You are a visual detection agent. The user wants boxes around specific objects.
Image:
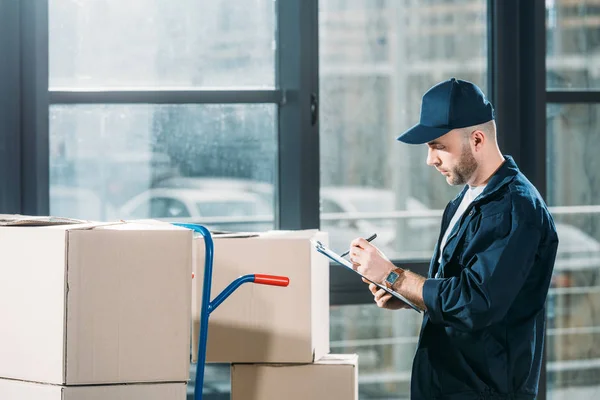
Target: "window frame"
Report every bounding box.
[541,0,600,397]
[2,1,584,397]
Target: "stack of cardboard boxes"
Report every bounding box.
[0,215,357,399]
[0,219,193,399]
[192,230,359,400]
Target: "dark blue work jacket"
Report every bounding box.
[412,156,559,399]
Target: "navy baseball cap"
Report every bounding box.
[397,78,495,144]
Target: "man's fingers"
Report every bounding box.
[368,283,378,295]
[350,237,370,249]
[374,288,387,301]
[350,238,362,248]
[376,293,392,308]
[349,248,361,264]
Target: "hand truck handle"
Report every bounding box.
[254,274,290,287]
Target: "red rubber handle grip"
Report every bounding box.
[254,274,290,287]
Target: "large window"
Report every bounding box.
[46,1,312,399]
[5,1,592,399]
[48,0,279,233]
[546,1,600,398]
[320,1,488,398]
[546,104,600,398]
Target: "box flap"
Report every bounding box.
[258,230,319,239]
[48,222,122,231]
[121,220,253,236]
[195,229,320,240]
[314,354,358,366]
[240,354,358,368]
[22,221,181,232]
[0,214,88,226]
[0,220,122,232]
[209,232,260,238]
[93,222,188,231]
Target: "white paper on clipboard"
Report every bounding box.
[312,240,422,313]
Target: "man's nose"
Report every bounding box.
[426,148,438,166]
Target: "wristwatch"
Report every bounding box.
[384,267,404,289]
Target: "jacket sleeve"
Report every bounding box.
[422,201,542,332]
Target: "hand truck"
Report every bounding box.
[173,223,290,400]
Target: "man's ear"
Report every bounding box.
[472,130,485,150]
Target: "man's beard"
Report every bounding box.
[448,145,478,186]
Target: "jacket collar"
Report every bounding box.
[449,155,519,206]
[477,155,519,200]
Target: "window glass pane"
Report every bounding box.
[49,0,275,88]
[320,2,488,397]
[319,0,488,264]
[547,104,600,398]
[49,104,276,233]
[331,304,423,399]
[547,0,600,90]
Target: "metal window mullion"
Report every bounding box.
[530,1,548,398]
[520,0,547,197]
[491,0,522,163]
[491,0,547,225]
[276,0,320,231]
[524,2,548,399]
[487,0,495,102]
[49,89,284,105]
[493,1,547,398]
[20,0,50,216]
[0,0,22,214]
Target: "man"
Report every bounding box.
[349,78,559,399]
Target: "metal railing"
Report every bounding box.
[155,204,600,226]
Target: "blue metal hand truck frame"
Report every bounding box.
[173,223,289,400]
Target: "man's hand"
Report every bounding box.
[364,278,408,310]
[349,237,395,284]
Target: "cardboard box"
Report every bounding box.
[0,221,192,385]
[0,378,186,400]
[192,230,330,363]
[231,354,359,400]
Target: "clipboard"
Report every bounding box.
[313,240,422,313]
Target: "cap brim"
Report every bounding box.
[396,124,452,144]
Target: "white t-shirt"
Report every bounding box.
[438,185,486,264]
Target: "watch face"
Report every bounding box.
[386,271,399,284]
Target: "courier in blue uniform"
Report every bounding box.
[349,78,559,400]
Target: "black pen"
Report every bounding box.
[340,233,377,258]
